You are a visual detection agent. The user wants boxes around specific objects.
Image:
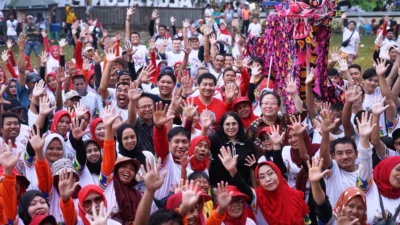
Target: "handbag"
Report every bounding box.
[376,194,400,225]
[341,30,355,47]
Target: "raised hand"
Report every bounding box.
[138,65,155,84]
[175,152,193,169]
[170,16,176,24]
[0,81,10,105]
[181,98,199,120]
[58,168,79,201]
[180,180,201,212]
[56,66,69,83]
[6,40,13,49]
[375,58,389,76]
[200,109,213,130]
[40,51,49,65]
[267,125,285,145]
[330,46,341,62]
[173,179,186,194]
[33,79,45,97]
[181,75,198,97]
[124,41,137,56]
[242,56,252,68]
[319,102,331,116]
[319,110,339,133]
[105,48,117,62]
[250,63,262,76]
[234,56,244,69]
[336,208,360,225]
[371,97,389,115]
[1,50,9,63]
[203,24,213,36]
[307,157,330,183]
[152,9,159,19]
[209,33,217,45]
[128,81,143,102]
[224,82,236,100]
[39,95,56,116]
[83,58,91,71]
[337,58,348,72]
[218,146,238,174]
[71,117,90,140]
[149,38,156,51]
[183,19,190,28]
[102,105,124,132]
[153,102,175,129]
[284,77,297,95]
[93,50,102,64]
[28,126,47,155]
[141,157,167,192]
[244,154,257,167]
[345,82,362,103]
[126,6,135,16]
[305,67,315,84]
[356,112,376,138]
[215,181,232,211]
[86,202,113,225]
[17,34,27,50]
[288,115,309,135]
[115,31,122,41]
[0,139,22,172]
[41,30,47,38]
[59,38,67,48]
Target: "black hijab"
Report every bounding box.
[18,190,49,225]
[84,140,102,175]
[116,124,147,165]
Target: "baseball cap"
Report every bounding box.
[64,90,81,101]
[116,70,131,77]
[27,15,34,19]
[189,35,199,41]
[113,58,128,69]
[3,98,23,111]
[51,158,79,176]
[190,23,198,28]
[26,73,41,83]
[84,46,94,52]
[29,215,57,225]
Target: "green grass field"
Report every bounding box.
[0,32,376,78]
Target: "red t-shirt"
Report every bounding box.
[192,96,231,130]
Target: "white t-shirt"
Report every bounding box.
[324,160,358,208]
[366,182,400,224]
[16,124,30,147]
[248,23,262,37]
[340,28,360,55]
[165,51,185,67]
[375,33,397,60]
[131,44,149,72]
[362,88,387,136]
[207,64,224,87]
[6,20,18,36]
[80,92,101,117]
[205,8,214,17]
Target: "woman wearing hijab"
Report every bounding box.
[116,124,152,164]
[50,110,75,160]
[232,97,258,129]
[357,152,400,224]
[188,136,211,174]
[4,79,17,100]
[77,185,121,225]
[90,118,105,150]
[333,187,368,225]
[217,22,232,52]
[218,147,310,225]
[18,190,50,225]
[44,72,57,104]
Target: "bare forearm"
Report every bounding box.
[127,101,137,126]
[292,94,303,113]
[133,190,155,225]
[99,63,112,100]
[56,83,63,110]
[297,135,310,162]
[306,84,316,119]
[310,181,326,206]
[342,102,355,137]
[321,132,332,169]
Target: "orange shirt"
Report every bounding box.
[242,9,250,20]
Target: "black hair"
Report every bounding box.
[149,209,183,225]
[259,91,281,107]
[348,21,357,26]
[330,102,344,112]
[223,68,236,77]
[216,112,247,142]
[348,64,361,72]
[158,25,167,30]
[312,91,324,101]
[353,110,367,128]
[330,136,357,154]
[138,93,154,103]
[130,31,140,38]
[167,127,190,142]
[362,68,377,80]
[157,73,177,84]
[225,54,234,60]
[72,75,86,83]
[172,38,181,42]
[1,112,20,127]
[327,68,339,77]
[252,57,264,67]
[197,73,217,86]
[214,53,225,59]
[116,82,130,89]
[188,171,210,183]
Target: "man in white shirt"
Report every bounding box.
[339,13,360,63]
[71,75,101,117]
[129,32,149,72]
[376,27,397,60]
[204,4,214,18]
[163,38,185,67]
[248,17,262,37]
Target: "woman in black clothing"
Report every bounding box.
[208,112,257,187]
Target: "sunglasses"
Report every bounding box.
[82,196,104,208]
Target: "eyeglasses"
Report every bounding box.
[257,171,276,183]
[82,196,104,208]
[223,122,238,128]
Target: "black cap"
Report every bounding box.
[116,70,131,77]
[26,72,41,83]
[3,98,23,111]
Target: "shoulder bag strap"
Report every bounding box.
[379,194,388,220]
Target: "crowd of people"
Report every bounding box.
[0,3,399,225]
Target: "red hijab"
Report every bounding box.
[189,136,210,172]
[50,45,60,61]
[50,110,71,138]
[233,97,259,129]
[220,22,231,36]
[373,156,400,199]
[223,185,250,225]
[255,161,309,225]
[24,55,32,68]
[46,72,57,92]
[90,118,104,149]
[78,185,107,225]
